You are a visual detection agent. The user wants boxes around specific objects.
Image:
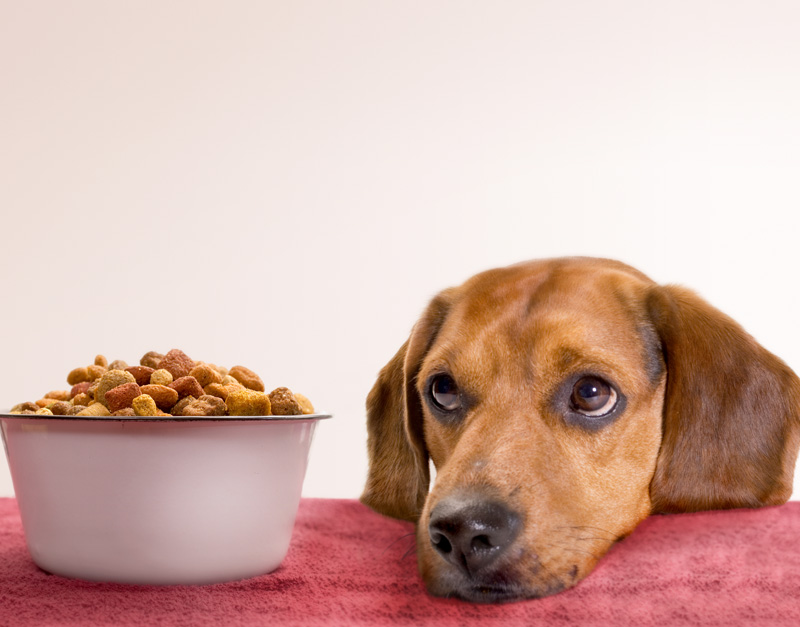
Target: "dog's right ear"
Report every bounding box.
[361,291,455,522]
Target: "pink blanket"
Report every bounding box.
[1,497,798,625]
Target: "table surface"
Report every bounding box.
[2,497,800,626]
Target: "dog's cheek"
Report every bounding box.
[414,518,449,594]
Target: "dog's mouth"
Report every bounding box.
[434,577,567,604]
[427,561,569,604]
[450,583,525,604]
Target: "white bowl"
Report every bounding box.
[0,412,330,585]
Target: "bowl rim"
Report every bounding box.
[0,412,332,423]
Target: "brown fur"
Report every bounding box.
[361,257,800,601]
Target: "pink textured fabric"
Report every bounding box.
[1,497,799,626]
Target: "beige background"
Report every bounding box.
[2,1,799,499]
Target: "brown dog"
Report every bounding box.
[361,257,800,603]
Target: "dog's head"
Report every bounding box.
[362,257,800,602]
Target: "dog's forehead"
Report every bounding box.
[425,258,659,381]
[454,258,651,328]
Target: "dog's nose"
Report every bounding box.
[428,497,521,576]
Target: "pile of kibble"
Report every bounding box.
[9,349,314,418]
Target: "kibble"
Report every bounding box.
[10,402,39,414]
[228,366,265,392]
[188,363,222,388]
[72,392,92,407]
[67,367,90,386]
[45,390,71,402]
[49,401,72,416]
[170,376,204,400]
[140,384,179,411]
[8,350,316,419]
[77,403,111,417]
[140,351,164,369]
[158,349,194,380]
[132,394,158,417]
[295,393,315,415]
[150,369,173,386]
[181,395,227,417]
[105,382,142,413]
[94,370,137,407]
[125,366,154,386]
[226,389,271,416]
[87,365,107,380]
[268,387,303,416]
[171,395,197,416]
[70,382,92,398]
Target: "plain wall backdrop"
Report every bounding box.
[2,1,800,499]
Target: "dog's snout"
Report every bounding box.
[428,497,521,577]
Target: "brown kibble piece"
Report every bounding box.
[87,365,107,381]
[45,390,71,402]
[226,389,271,416]
[67,405,88,415]
[181,395,227,417]
[94,355,108,368]
[67,367,90,385]
[105,382,142,412]
[140,351,164,369]
[170,376,204,399]
[268,387,303,416]
[132,394,159,416]
[70,382,92,398]
[49,401,72,416]
[95,370,137,407]
[36,398,61,408]
[77,403,111,417]
[112,408,136,417]
[125,366,154,386]
[188,363,223,388]
[171,396,197,416]
[150,369,173,386]
[108,359,128,371]
[203,382,242,400]
[203,383,226,399]
[294,393,315,415]
[159,349,195,380]
[140,384,179,411]
[209,364,228,378]
[72,393,92,406]
[10,402,39,414]
[228,366,265,392]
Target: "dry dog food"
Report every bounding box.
[9,350,315,418]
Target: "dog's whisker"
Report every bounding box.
[553,525,619,539]
[401,545,418,561]
[380,531,417,558]
[561,534,618,544]
[543,542,602,562]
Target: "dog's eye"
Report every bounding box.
[570,376,617,417]
[430,374,461,412]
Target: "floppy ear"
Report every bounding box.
[361,291,454,522]
[647,285,800,514]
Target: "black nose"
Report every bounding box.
[428,496,522,577]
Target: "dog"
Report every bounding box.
[361,257,800,603]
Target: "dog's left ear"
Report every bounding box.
[647,285,800,514]
[361,290,455,522]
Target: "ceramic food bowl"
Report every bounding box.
[0,412,330,585]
